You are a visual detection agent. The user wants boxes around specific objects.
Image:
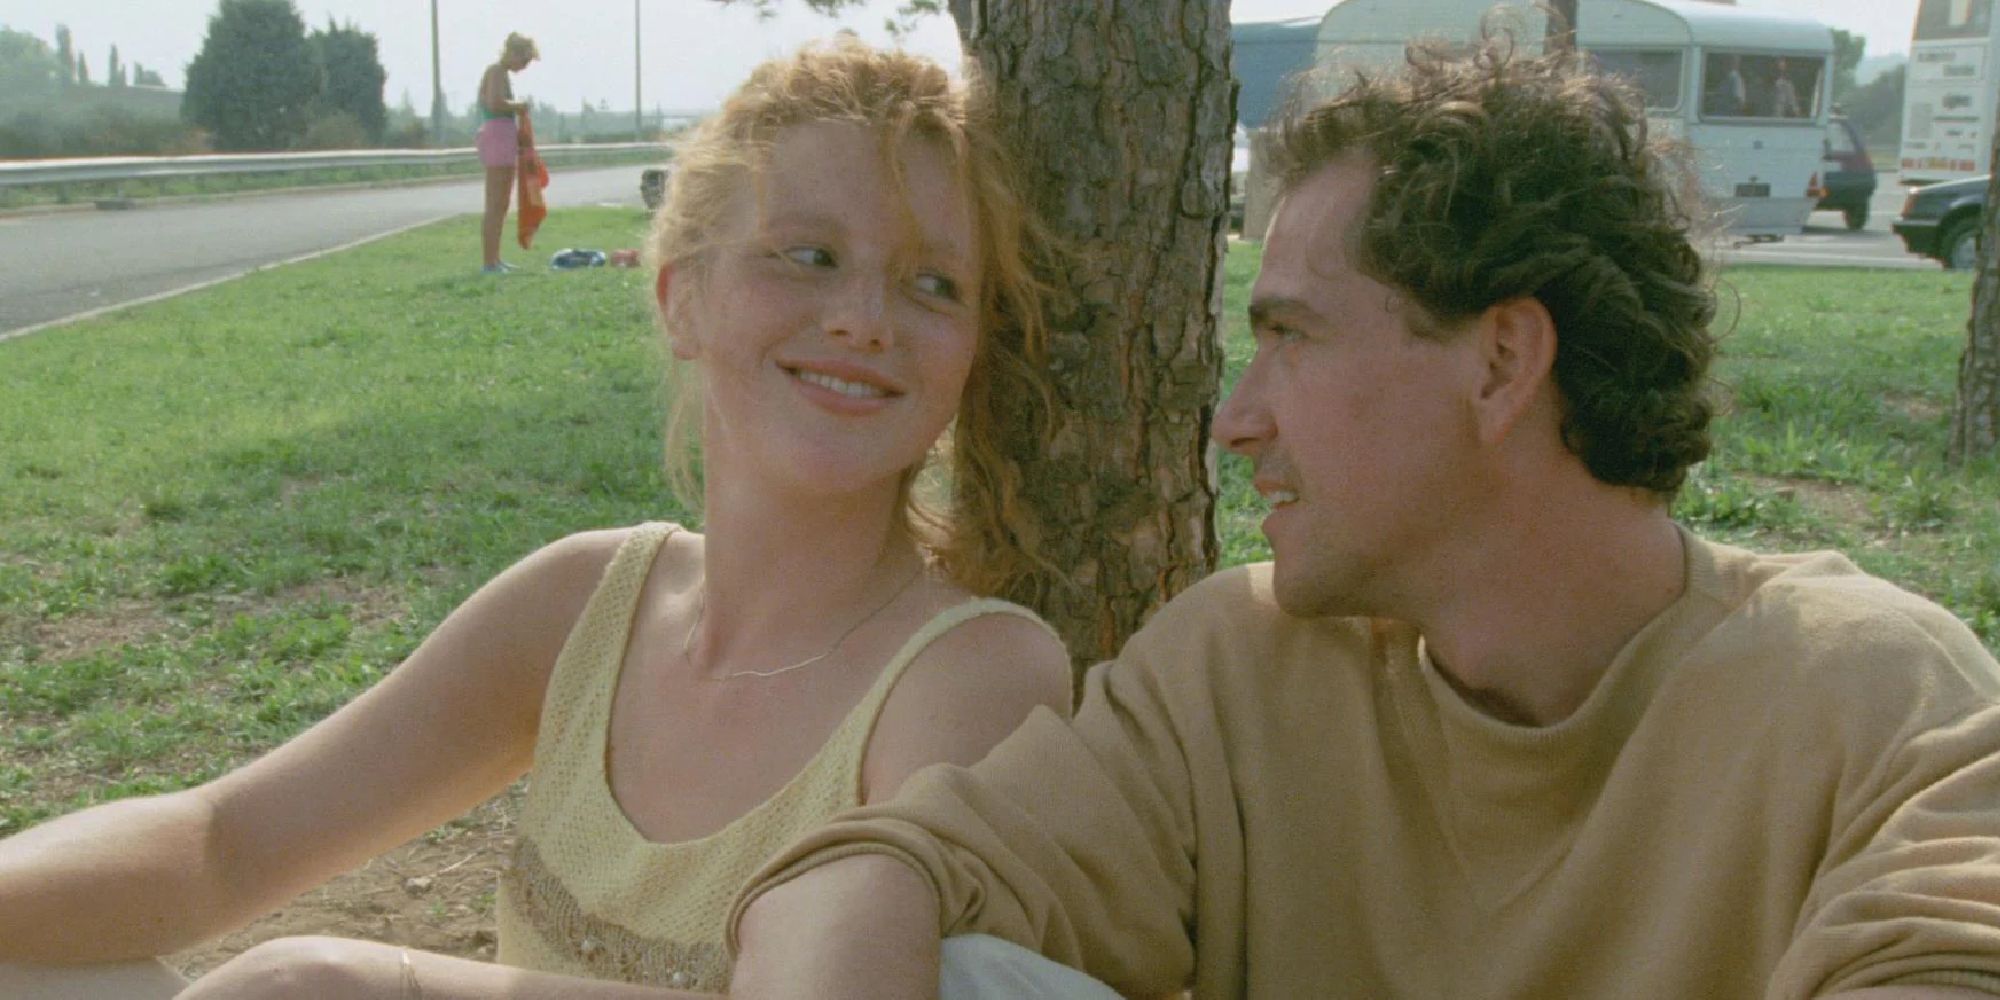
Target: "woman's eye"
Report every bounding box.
[913,271,960,301]
[779,246,835,268]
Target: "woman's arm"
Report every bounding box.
[480,65,524,117]
[174,935,716,1000]
[0,530,630,963]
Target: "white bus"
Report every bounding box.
[1899,0,1996,184]
[1307,0,1834,236]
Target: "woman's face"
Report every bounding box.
[661,121,983,501]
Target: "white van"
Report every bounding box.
[1304,0,1835,237]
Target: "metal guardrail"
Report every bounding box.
[0,142,666,188]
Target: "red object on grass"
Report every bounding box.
[516,110,549,249]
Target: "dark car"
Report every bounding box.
[1815,116,1876,231]
[1894,175,1989,270]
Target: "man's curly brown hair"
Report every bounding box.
[1269,34,1717,498]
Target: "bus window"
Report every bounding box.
[1703,52,1824,120]
[1914,0,1993,40]
[1586,49,1683,111]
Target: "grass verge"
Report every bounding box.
[2,224,1995,832]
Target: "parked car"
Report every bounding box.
[1894,175,1989,270]
[1815,115,1876,231]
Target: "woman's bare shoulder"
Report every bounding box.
[860,598,1074,802]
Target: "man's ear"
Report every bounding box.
[658,264,700,361]
[1472,296,1558,445]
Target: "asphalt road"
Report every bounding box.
[1723,172,1940,271]
[0,166,650,338]
[0,165,1953,341]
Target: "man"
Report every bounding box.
[720,40,2000,1000]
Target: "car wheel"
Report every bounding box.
[1843,204,1868,231]
[1941,218,1982,270]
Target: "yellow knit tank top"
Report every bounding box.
[495,522,1055,992]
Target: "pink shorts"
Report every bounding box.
[476,118,519,168]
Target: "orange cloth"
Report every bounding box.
[517,110,549,249]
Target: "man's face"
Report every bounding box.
[1212,156,1489,617]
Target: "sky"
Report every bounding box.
[0,0,1922,115]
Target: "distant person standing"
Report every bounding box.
[478,32,538,274]
[1769,57,1804,118]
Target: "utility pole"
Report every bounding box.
[430,0,445,145]
[634,0,644,141]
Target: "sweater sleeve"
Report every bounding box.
[728,631,1202,996]
[1767,700,2000,998]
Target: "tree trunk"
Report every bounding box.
[949,1,1231,674]
[1544,0,1579,53]
[1949,115,2000,462]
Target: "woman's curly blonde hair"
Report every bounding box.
[646,37,1055,598]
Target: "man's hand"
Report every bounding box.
[731,855,941,1000]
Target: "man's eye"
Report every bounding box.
[779,246,835,268]
[914,271,960,301]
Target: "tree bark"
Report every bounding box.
[1949,113,2000,462]
[951,1,1231,674]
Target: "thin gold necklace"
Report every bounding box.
[686,563,926,681]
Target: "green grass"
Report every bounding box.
[0,207,680,830]
[0,148,668,210]
[2,222,1996,832]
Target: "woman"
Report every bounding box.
[0,39,1071,998]
[478,32,537,274]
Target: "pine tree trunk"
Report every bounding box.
[950,0,1232,673]
[1949,121,2000,462]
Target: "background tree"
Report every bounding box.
[182,0,319,151]
[75,51,89,86]
[1829,29,1865,104]
[54,24,73,88]
[133,63,165,87]
[1949,122,2000,462]
[720,0,1230,673]
[1545,0,1578,52]
[0,28,62,97]
[1844,63,1903,148]
[309,18,388,144]
[108,44,125,88]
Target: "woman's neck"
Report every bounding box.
[692,471,925,670]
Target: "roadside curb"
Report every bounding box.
[0,213,456,345]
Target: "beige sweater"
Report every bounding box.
[735,534,2000,998]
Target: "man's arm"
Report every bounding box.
[730,856,939,1000]
[725,598,1224,996]
[1769,700,2000,998]
[1823,990,2000,999]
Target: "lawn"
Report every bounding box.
[2,216,1995,835]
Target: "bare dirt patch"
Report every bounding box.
[1881,392,1948,424]
[168,788,522,979]
[1747,474,1875,527]
[1,597,177,665]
